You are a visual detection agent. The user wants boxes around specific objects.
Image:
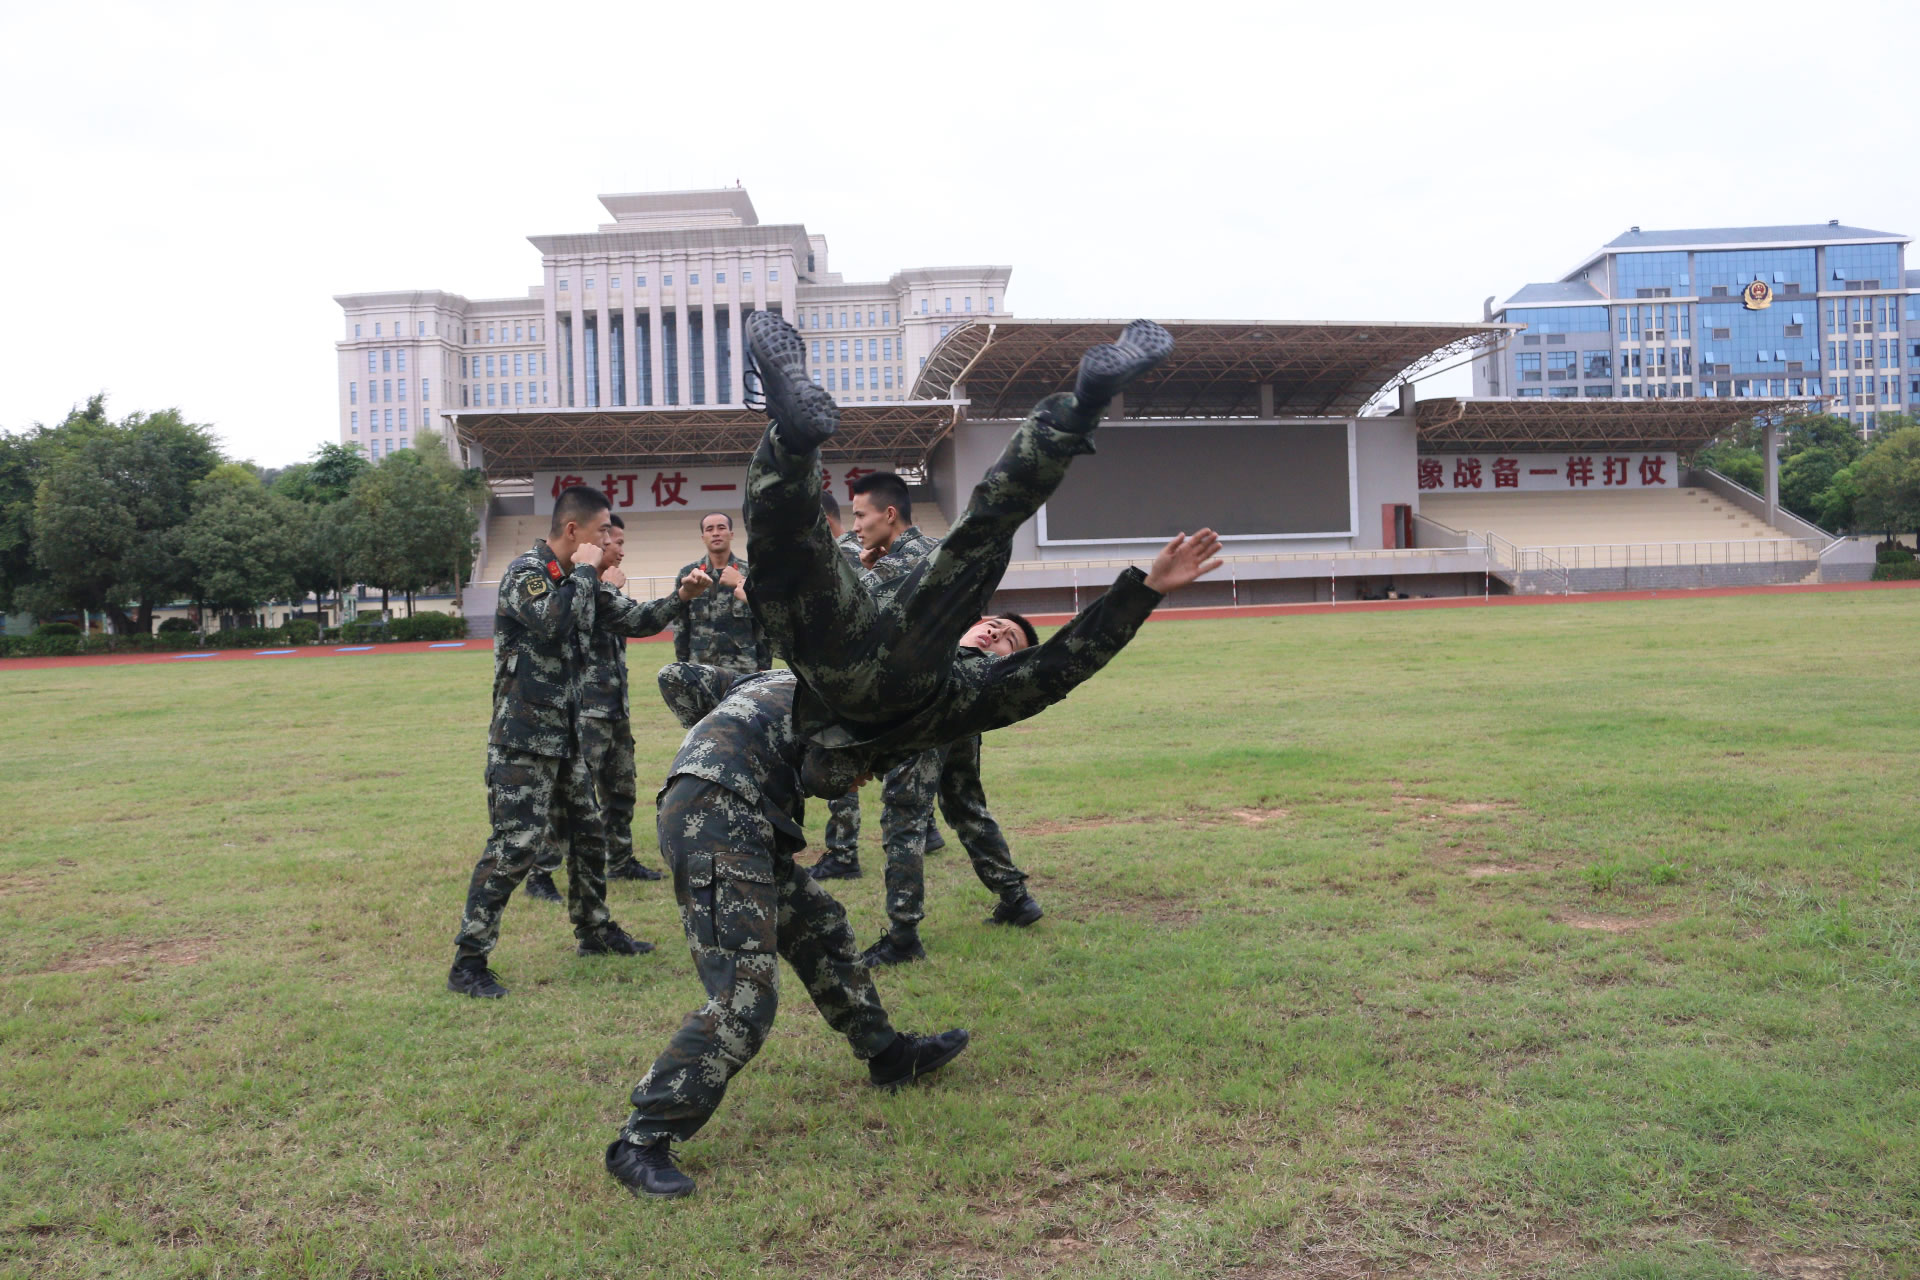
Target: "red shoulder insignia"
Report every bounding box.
[547,561,563,580]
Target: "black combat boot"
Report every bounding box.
[605,1137,696,1199]
[446,956,508,999]
[523,870,563,903]
[607,858,664,882]
[577,923,654,957]
[922,825,947,856]
[745,311,839,451]
[985,891,1044,928]
[809,855,861,881]
[1065,319,1176,430]
[860,932,926,969]
[868,1029,971,1090]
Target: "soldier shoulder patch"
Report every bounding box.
[547,561,563,580]
[526,576,550,598]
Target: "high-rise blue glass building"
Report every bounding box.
[1475,223,1917,433]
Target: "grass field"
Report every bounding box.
[2,592,1917,1280]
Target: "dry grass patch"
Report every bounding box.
[1549,911,1679,934]
[39,935,221,975]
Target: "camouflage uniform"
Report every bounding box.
[619,667,896,1147]
[821,531,867,865]
[534,578,681,879]
[455,539,668,959]
[672,553,771,675]
[879,734,1026,942]
[743,391,1097,746]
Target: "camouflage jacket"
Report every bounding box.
[657,665,808,853]
[667,567,1166,801]
[489,540,599,757]
[858,525,939,605]
[579,581,682,720]
[835,529,864,569]
[672,553,771,674]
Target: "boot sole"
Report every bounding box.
[871,1031,971,1090]
[447,979,507,999]
[746,313,838,441]
[578,941,656,957]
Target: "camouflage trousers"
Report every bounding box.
[744,392,1092,730]
[621,776,897,1145]
[534,715,641,875]
[454,744,612,959]
[881,735,1027,940]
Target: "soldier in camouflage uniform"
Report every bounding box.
[604,662,971,1200]
[738,313,1179,751]
[447,488,668,1000]
[608,499,1223,1195]
[671,512,771,675]
[527,516,706,893]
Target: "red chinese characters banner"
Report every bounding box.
[533,463,898,515]
[1415,451,1677,494]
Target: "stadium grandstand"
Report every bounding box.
[445,318,1876,633]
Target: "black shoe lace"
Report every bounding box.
[741,344,767,413]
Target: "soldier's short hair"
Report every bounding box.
[700,511,733,530]
[997,612,1040,651]
[609,513,624,530]
[819,487,841,520]
[552,485,612,535]
[849,471,911,521]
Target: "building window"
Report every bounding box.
[1547,352,1576,380]
[1516,353,1541,381]
[1517,387,1543,397]
[487,384,497,406]
[840,369,850,391]
[743,270,752,283]
[811,340,822,362]
[716,272,726,284]
[689,274,698,285]
[769,269,779,282]
[486,356,496,377]
[558,279,569,291]
[855,367,866,390]
[461,386,469,407]
[883,338,893,360]
[987,297,996,313]
[884,367,894,388]
[964,297,973,312]
[944,298,952,312]
[350,411,358,431]
[921,299,929,314]
[385,409,394,429]
[1584,352,1611,379]
[375,323,383,336]
[349,382,357,404]
[516,382,525,405]
[664,275,673,286]
[421,378,430,400]
[398,438,407,449]
[381,350,392,372]
[354,323,362,337]
[396,350,406,372]
[882,309,891,325]
[399,409,408,429]
[610,277,620,289]
[586,278,596,289]
[811,371,822,385]
[418,321,426,336]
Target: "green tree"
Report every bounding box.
[181,468,304,618]
[344,434,480,618]
[1849,426,1920,540]
[0,395,114,616]
[1813,465,1861,532]
[29,405,223,633]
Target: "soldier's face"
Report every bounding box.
[959,616,1028,658]
[850,493,898,549]
[605,527,626,568]
[701,514,733,556]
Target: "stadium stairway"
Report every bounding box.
[1420,488,1779,548]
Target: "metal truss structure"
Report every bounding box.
[910,318,1511,420]
[448,401,964,477]
[1415,396,1804,455]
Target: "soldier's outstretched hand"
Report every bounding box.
[1143,529,1224,594]
[678,566,713,600]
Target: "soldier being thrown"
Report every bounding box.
[446,487,682,1000]
[737,311,1185,771]
[608,500,1222,1198]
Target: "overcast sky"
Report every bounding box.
[5,0,1918,466]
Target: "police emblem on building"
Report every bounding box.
[1742,279,1773,310]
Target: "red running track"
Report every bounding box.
[4,579,1915,672]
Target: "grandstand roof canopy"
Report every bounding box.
[910,318,1511,420]
[1415,397,1804,454]
[448,402,961,476]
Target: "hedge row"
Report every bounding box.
[1871,560,1920,581]
[0,614,467,658]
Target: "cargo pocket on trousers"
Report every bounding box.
[711,854,778,953]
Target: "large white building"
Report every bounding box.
[333,188,1011,459]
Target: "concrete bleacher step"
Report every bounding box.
[1420,487,1787,548]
